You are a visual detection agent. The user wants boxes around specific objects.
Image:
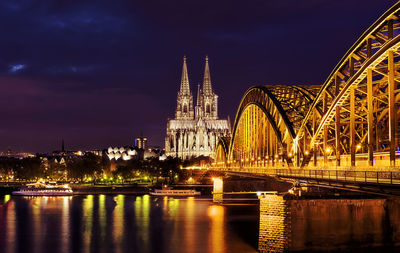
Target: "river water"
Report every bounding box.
[0,195,258,253]
[0,194,399,252]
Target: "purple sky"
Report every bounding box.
[0,0,396,153]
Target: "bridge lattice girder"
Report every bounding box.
[216,2,400,169]
[223,85,316,167]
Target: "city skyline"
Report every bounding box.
[0,0,396,153]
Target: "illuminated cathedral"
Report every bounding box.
[165,56,231,159]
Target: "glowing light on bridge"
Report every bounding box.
[215,2,400,170]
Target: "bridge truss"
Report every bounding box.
[216,2,400,170]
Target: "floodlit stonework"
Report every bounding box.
[165,56,231,159]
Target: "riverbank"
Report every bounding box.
[71,185,150,195]
[0,184,150,195]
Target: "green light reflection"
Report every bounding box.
[83,195,94,253]
[98,194,106,242]
[135,195,150,252]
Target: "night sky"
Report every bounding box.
[0,0,397,153]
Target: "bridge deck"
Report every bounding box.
[216,167,400,187]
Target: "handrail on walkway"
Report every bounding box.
[214,167,400,186]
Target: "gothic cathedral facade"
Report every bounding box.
[165,56,231,159]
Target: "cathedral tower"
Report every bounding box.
[202,56,218,120]
[165,56,230,159]
[175,56,194,120]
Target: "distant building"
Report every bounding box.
[106,146,140,161]
[106,146,162,161]
[165,56,231,159]
[135,137,148,149]
[0,150,35,159]
[85,150,103,157]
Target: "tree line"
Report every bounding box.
[0,153,192,183]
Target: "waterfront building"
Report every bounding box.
[165,56,231,159]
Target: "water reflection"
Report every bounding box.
[6,200,15,253]
[5,194,398,252]
[61,197,71,253]
[4,194,10,203]
[32,197,43,253]
[184,197,195,253]
[98,194,106,244]
[207,205,225,253]
[134,195,150,252]
[113,195,124,253]
[82,195,94,253]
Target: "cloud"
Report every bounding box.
[9,64,25,73]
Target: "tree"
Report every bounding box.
[14,157,43,180]
[67,153,103,182]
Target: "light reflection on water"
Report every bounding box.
[61,197,70,253]
[184,197,195,253]
[32,197,43,253]
[0,194,255,253]
[207,205,225,253]
[5,199,15,253]
[83,195,93,253]
[98,194,106,246]
[113,195,124,253]
[1,194,400,252]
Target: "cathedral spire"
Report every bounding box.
[195,83,202,119]
[196,83,201,107]
[176,56,194,120]
[202,55,213,95]
[180,56,190,95]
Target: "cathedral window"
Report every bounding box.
[206,104,210,113]
[183,104,188,113]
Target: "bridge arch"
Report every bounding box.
[225,85,315,168]
[216,2,400,170]
[215,137,230,167]
[295,1,400,168]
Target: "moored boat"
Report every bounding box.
[12,181,73,196]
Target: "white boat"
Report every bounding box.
[12,181,73,196]
[150,188,201,196]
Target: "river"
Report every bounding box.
[0,194,399,252]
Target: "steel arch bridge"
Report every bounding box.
[216,2,400,172]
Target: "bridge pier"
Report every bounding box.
[212,177,223,203]
[258,193,290,252]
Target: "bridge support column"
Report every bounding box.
[367,68,374,167]
[388,50,396,166]
[213,177,223,203]
[323,93,328,167]
[258,194,289,252]
[312,110,317,167]
[335,75,341,167]
[350,85,356,167]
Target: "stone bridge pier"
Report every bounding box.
[212,175,293,203]
[212,177,224,203]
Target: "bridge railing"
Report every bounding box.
[214,167,400,185]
